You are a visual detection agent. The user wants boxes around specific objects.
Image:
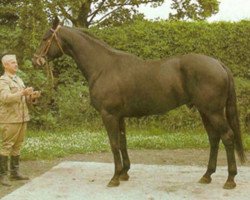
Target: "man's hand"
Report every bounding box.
[30,91,41,99]
[21,87,33,96]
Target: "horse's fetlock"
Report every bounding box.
[207,168,216,174]
[229,169,237,176]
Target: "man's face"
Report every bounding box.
[4,59,18,75]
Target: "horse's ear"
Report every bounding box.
[52,16,60,29]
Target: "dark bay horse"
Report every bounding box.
[32,17,245,189]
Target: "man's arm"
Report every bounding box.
[0,79,33,104]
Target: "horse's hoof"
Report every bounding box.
[198,176,212,184]
[107,179,120,187]
[223,181,236,189]
[119,173,129,181]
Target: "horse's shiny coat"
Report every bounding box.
[33,18,245,189]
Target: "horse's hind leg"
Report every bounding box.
[119,118,130,181]
[202,111,237,189]
[221,128,237,189]
[199,111,220,184]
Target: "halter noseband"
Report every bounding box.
[34,25,65,60]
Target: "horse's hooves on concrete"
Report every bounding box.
[119,173,129,181]
[198,176,212,184]
[107,179,120,187]
[223,181,236,189]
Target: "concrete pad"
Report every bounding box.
[2,162,250,200]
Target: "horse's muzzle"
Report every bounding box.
[32,56,46,67]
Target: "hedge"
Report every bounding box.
[91,20,250,78]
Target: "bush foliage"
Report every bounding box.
[91,20,250,78]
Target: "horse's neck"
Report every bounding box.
[62,28,112,82]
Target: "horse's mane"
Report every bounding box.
[74,27,101,41]
[64,26,132,56]
[66,27,114,50]
[64,26,141,59]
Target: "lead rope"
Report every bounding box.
[45,60,54,89]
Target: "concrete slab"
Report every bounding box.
[2,162,250,200]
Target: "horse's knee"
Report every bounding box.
[208,135,220,147]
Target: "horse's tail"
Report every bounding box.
[222,62,246,163]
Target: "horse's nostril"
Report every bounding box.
[40,57,46,65]
[37,58,41,65]
[33,57,46,66]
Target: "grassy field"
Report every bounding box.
[20,127,250,160]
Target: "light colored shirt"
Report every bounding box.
[0,73,30,123]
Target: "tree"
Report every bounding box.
[44,0,164,28]
[44,0,220,28]
[169,0,220,21]
[0,0,21,59]
[0,0,20,26]
[17,0,48,58]
[0,0,48,59]
[1,0,220,29]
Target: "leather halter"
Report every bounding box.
[33,25,65,87]
[34,25,65,59]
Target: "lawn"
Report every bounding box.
[20,127,250,160]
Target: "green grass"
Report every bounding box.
[128,128,209,149]
[18,127,250,160]
[22,129,110,160]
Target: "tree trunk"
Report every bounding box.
[75,1,91,28]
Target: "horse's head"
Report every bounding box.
[32,16,65,67]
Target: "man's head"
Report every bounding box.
[1,54,18,75]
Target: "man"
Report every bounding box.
[0,54,40,186]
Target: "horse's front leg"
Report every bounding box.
[119,118,130,181]
[101,111,122,187]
